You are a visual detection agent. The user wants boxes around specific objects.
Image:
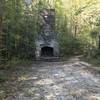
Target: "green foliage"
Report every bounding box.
[0,0,100,65]
[0,75,8,82]
[0,71,8,82]
[59,33,84,57]
[0,0,37,65]
[88,56,100,66]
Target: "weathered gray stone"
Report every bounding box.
[35,9,59,59]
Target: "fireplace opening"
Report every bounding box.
[41,46,54,57]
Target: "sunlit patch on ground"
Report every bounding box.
[35,78,54,85]
[45,93,56,99]
[86,94,100,100]
[18,76,38,81]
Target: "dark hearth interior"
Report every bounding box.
[41,47,54,57]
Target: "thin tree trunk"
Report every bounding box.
[99,36,100,49]
[0,0,5,33]
[75,25,77,37]
[0,2,3,33]
[0,18,2,34]
[0,0,4,64]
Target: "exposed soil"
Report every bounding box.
[0,57,100,100]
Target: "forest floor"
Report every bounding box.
[0,57,100,100]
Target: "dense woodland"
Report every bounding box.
[0,0,100,66]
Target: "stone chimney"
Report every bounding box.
[35,9,59,59]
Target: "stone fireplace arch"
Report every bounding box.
[41,46,54,57]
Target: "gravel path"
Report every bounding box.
[4,57,100,100]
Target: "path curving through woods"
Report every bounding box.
[2,57,100,100]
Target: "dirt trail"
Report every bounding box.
[1,57,100,100]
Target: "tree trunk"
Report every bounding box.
[99,36,100,49]
[0,17,3,33]
[75,25,77,37]
[0,0,4,33]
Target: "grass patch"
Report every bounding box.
[85,57,100,67]
[0,76,8,82]
[89,57,100,66]
[0,71,9,82]
[0,57,34,70]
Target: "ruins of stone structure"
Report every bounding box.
[35,9,59,59]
